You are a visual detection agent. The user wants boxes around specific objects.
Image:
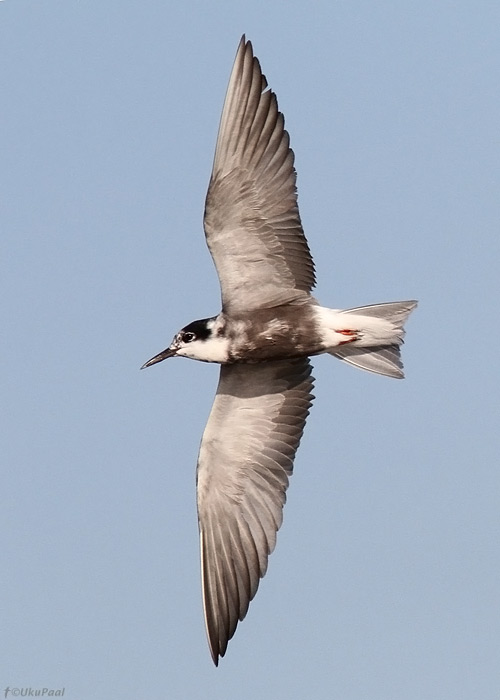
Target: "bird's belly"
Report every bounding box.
[229,329,323,363]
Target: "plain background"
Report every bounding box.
[2,1,499,699]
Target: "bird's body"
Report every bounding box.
[142,36,417,665]
[161,301,414,369]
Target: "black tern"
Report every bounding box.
[142,36,417,665]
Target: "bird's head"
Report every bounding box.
[141,317,230,367]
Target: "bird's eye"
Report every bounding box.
[182,332,196,343]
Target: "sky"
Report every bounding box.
[2,1,499,698]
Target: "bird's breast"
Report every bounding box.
[226,305,323,362]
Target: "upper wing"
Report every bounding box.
[196,358,314,665]
[203,36,316,313]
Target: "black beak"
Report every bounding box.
[140,347,176,369]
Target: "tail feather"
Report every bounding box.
[329,300,417,379]
[332,343,405,378]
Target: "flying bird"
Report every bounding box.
[142,36,417,665]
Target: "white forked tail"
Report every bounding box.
[326,301,418,379]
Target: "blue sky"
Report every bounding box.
[2,1,499,698]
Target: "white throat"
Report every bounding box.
[177,336,230,363]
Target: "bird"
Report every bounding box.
[142,35,417,665]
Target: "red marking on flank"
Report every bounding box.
[337,329,358,346]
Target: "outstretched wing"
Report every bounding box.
[196,358,314,664]
[204,36,316,313]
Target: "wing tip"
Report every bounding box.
[200,528,228,667]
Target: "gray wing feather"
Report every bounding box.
[204,36,316,312]
[197,358,314,664]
